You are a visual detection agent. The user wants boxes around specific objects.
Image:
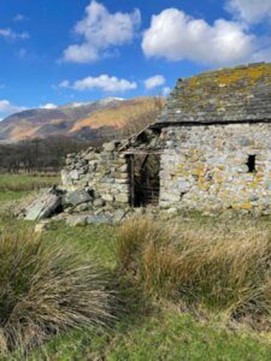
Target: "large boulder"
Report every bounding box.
[63,189,92,208]
[24,188,62,221]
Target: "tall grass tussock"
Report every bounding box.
[0,227,113,355]
[116,215,271,323]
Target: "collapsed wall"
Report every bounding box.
[61,140,130,208]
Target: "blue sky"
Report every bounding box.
[0,0,270,118]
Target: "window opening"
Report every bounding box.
[247,155,256,173]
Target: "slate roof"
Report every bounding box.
[157,62,271,124]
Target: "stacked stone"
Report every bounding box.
[159,123,271,215]
[61,140,130,210]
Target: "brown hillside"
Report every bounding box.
[69,98,160,134]
[0,97,163,143]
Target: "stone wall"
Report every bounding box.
[61,140,130,208]
[159,123,271,215]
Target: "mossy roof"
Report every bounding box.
[158,62,271,124]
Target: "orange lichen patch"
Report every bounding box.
[232,202,253,210]
[69,98,159,133]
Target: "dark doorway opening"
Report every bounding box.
[247,155,256,173]
[128,153,160,207]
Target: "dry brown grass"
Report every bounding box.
[0,227,114,355]
[116,215,271,322]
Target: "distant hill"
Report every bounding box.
[0,97,160,143]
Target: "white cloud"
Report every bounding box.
[144,75,165,90]
[13,13,27,22]
[0,28,29,40]
[162,87,171,97]
[18,48,27,58]
[40,103,58,109]
[59,80,70,88]
[142,8,256,66]
[59,74,137,92]
[63,0,141,63]
[226,0,271,24]
[0,100,27,117]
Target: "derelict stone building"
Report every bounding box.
[62,62,271,215]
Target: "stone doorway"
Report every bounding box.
[128,153,160,207]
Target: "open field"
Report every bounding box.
[0,174,60,210]
[0,174,60,192]
[1,174,271,360]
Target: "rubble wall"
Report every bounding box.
[61,141,130,207]
[160,123,271,214]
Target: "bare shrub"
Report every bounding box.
[116,215,271,321]
[0,228,114,355]
[120,96,164,139]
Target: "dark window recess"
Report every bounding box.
[128,154,160,207]
[247,155,256,173]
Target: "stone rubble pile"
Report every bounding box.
[20,140,133,225]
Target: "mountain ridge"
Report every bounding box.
[0,97,157,143]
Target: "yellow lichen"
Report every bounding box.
[232,202,253,210]
[187,63,271,90]
[179,63,271,112]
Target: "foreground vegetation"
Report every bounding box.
[116,216,271,321]
[1,175,271,360]
[0,228,113,355]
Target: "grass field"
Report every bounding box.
[1,174,271,360]
[0,174,60,212]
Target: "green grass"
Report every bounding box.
[1,175,271,360]
[43,223,117,270]
[0,173,60,218]
[27,310,271,361]
[0,174,60,192]
[107,311,271,361]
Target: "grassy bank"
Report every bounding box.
[1,175,271,360]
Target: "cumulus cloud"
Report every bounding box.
[0,28,29,40]
[226,0,271,24]
[40,103,58,109]
[0,100,27,117]
[60,74,137,92]
[144,75,165,90]
[58,80,70,88]
[63,0,141,63]
[142,8,257,66]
